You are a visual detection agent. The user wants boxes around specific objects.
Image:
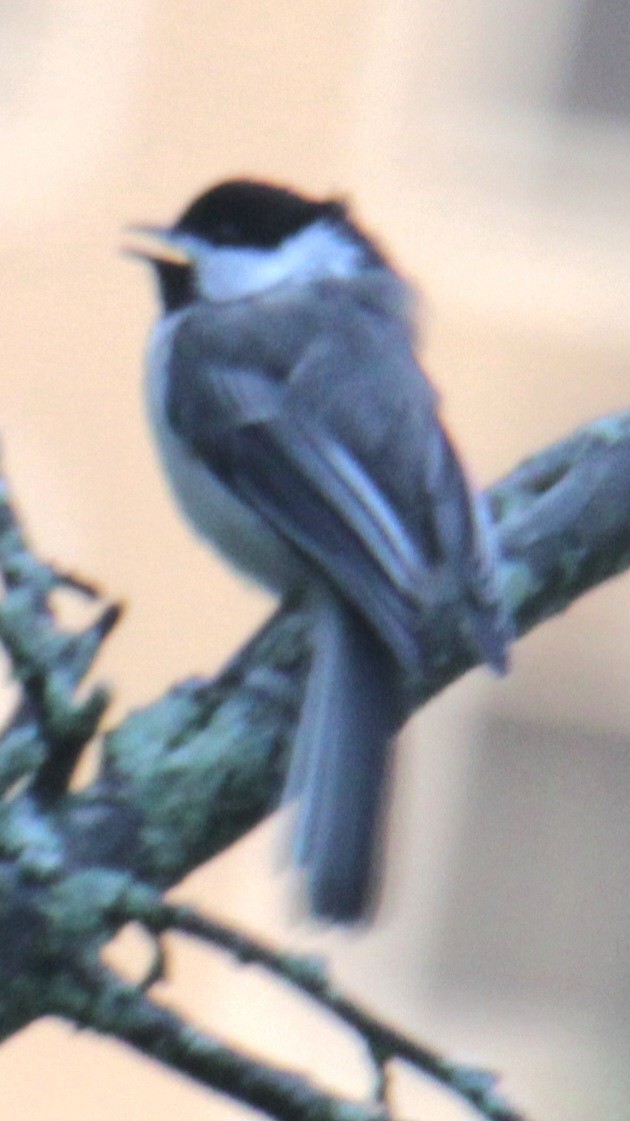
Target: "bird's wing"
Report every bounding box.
[167,353,429,666]
[165,308,509,671]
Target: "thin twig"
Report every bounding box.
[131,899,525,1121]
[61,964,384,1121]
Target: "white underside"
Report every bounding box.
[146,313,303,594]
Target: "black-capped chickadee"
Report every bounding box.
[129,179,511,921]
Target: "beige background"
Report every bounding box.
[1,3,629,1118]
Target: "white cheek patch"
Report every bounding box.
[176,222,363,301]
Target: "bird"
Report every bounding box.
[128,178,511,921]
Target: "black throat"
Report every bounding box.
[152,259,195,313]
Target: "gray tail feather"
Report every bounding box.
[285,585,401,921]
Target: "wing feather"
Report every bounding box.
[164,296,509,672]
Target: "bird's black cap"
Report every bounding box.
[174,179,347,249]
[173,178,385,267]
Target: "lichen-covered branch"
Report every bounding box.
[61,962,381,1121]
[0,408,628,1120]
[129,895,524,1121]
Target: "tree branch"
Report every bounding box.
[0,408,628,1118]
[129,895,525,1120]
[62,963,381,1121]
[69,409,630,886]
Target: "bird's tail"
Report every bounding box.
[285,584,401,921]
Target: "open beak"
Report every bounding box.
[122,225,192,265]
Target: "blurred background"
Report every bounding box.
[1,2,629,1118]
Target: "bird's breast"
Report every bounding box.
[145,316,304,595]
